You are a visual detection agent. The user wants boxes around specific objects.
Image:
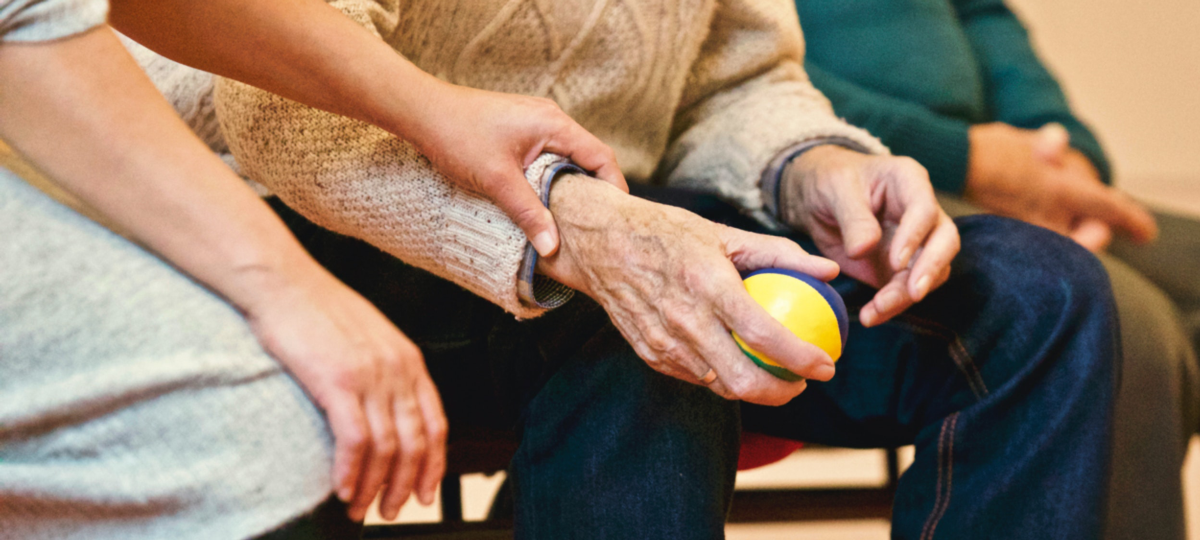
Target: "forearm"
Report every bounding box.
[0,27,321,311]
[108,0,441,143]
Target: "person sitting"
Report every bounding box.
[0,0,626,536]
[212,0,1122,537]
[792,0,1199,536]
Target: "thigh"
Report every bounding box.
[1111,209,1200,352]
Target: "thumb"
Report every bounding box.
[1069,218,1114,253]
[491,178,560,257]
[1033,123,1070,165]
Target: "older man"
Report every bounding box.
[216,0,1118,537]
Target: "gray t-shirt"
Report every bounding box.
[0,0,107,42]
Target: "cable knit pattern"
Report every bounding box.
[215,0,887,318]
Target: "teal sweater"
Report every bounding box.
[796,0,1111,194]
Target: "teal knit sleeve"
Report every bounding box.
[805,61,973,195]
[952,0,1112,184]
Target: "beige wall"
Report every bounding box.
[1006,0,1200,215]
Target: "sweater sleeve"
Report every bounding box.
[804,61,974,195]
[214,0,557,319]
[657,0,887,226]
[0,0,107,42]
[952,0,1112,183]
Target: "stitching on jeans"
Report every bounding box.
[890,314,990,399]
[920,417,951,540]
[920,413,959,540]
[927,413,959,539]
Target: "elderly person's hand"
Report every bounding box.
[536,175,839,406]
[779,146,960,327]
[965,122,1157,252]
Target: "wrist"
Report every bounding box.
[534,174,627,293]
[778,145,861,227]
[361,61,450,143]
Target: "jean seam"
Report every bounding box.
[889,313,990,400]
[920,412,959,540]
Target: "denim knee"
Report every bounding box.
[951,215,1119,391]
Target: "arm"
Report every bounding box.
[209,0,610,318]
[951,0,1111,182]
[662,0,958,326]
[656,0,886,225]
[109,0,625,258]
[0,26,444,521]
[804,60,974,195]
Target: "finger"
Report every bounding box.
[1033,123,1070,165]
[349,395,399,521]
[830,180,883,258]
[379,395,427,520]
[1073,187,1158,244]
[860,269,914,327]
[545,122,629,193]
[905,213,960,302]
[323,393,371,506]
[887,197,939,272]
[724,230,840,281]
[488,178,560,257]
[714,284,837,383]
[413,379,447,506]
[1069,218,1113,253]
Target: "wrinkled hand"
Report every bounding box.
[780,146,960,328]
[240,265,447,522]
[408,83,627,257]
[965,122,1157,252]
[536,175,839,406]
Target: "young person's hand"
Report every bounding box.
[537,175,838,406]
[779,146,960,327]
[407,84,627,257]
[240,265,447,523]
[965,122,1157,252]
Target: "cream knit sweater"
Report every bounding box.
[216,0,887,319]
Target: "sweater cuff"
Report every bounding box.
[761,137,873,223]
[516,160,583,310]
[885,117,972,195]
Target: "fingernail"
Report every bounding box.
[896,247,914,270]
[876,289,901,313]
[531,231,555,257]
[914,275,931,301]
[338,486,353,503]
[812,362,836,381]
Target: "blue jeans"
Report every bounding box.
[271,185,1118,539]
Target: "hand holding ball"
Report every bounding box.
[732,269,848,381]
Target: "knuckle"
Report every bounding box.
[374,428,398,455]
[428,417,449,444]
[343,429,369,452]
[642,326,675,354]
[725,374,755,399]
[511,203,547,228]
[400,432,428,460]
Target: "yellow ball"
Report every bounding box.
[732,269,848,381]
